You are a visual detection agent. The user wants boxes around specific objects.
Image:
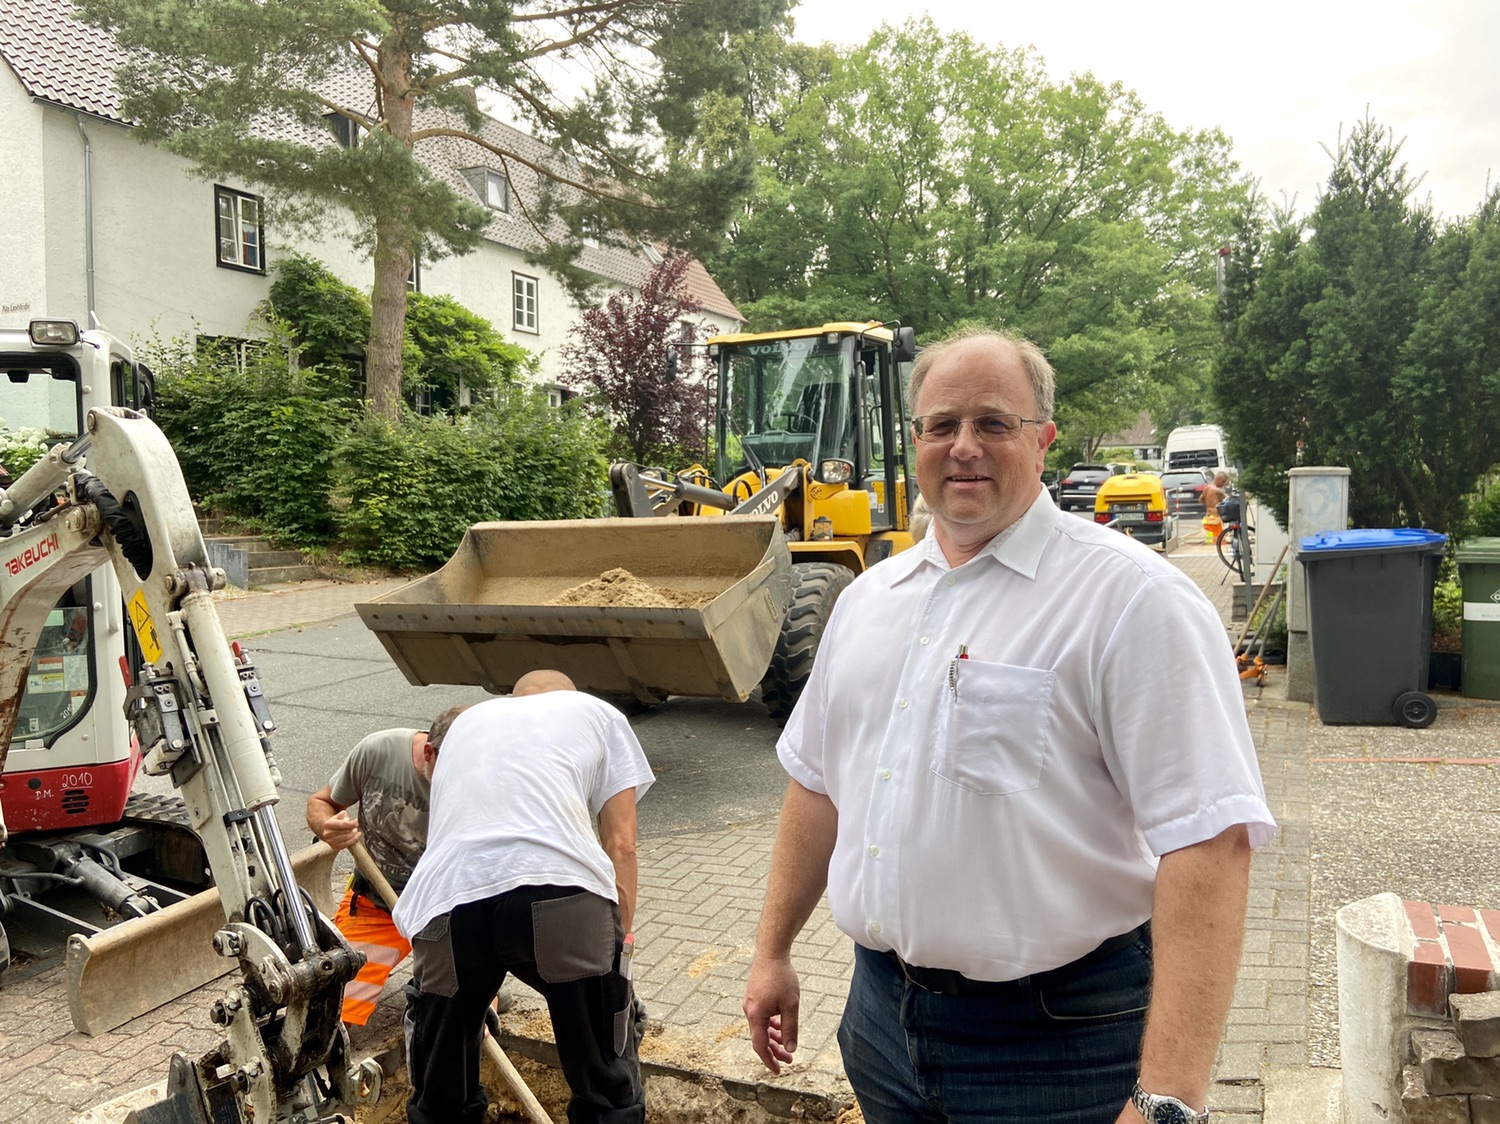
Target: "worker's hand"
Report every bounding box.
[743,953,800,1074]
[318,810,361,851]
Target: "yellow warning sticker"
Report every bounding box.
[127,588,163,664]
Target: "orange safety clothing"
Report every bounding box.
[332,880,412,1026]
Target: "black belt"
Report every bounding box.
[881,922,1150,997]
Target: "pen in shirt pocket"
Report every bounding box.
[948,644,969,698]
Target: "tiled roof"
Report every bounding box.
[0,0,742,320]
[0,0,130,121]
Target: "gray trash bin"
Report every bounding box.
[1299,529,1447,727]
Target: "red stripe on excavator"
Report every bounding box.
[0,752,139,833]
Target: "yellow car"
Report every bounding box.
[1092,471,1170,547]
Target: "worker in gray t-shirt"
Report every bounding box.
[306,710,456,1025]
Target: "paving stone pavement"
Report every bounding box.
[3,544,1495,1122]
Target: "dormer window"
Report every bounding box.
[641,242,664,264]
[461,166,510,213]
[484,171,509,212]
[325,112,362,149]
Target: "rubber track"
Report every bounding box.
[119,791,193,832]
[760,562,854,728]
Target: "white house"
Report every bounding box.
[0,0,744,397]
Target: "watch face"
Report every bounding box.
[1154,1105,1191,1124]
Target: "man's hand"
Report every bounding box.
[743,953,801,1074]
[318,809,362,851]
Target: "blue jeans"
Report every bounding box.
[838,930,1152,1123]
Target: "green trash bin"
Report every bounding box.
[1457,538,1500,700]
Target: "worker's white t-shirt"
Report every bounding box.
[393,692,654,939]
[779,489,1277,982]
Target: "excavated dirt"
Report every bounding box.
[546,568,716,610]
[354,1015,853,1124]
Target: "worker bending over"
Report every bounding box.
[397,669,655,1124]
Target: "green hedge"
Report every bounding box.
[151,332,352,546]
[331,390,610,568]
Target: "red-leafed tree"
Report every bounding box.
[560,255,714,465]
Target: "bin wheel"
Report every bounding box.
[1394,690,1438,729]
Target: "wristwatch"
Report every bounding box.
[1131,1082,1209,1123]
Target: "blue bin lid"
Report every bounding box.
[1299,528,1447,553]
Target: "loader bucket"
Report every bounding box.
[356,516,793,703]
[66,841,338,1036]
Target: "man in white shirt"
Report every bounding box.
[742,327,1276,1124]
[396,670,656,1124]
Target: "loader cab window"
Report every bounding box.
[14,579,96,745]
[717,336,854,483]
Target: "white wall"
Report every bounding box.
[0,78,51,324]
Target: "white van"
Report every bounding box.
[1163,424,1228,473]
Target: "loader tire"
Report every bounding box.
[760,562,855,728]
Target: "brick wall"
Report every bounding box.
[1402,901,1500,1123]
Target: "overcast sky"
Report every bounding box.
[787,0,1500,221]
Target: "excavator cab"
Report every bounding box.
[0,324,145,837]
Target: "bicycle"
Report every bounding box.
[1215,495,1252,579]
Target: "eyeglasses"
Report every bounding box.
[911,413,1042,444]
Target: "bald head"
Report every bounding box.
[513,669,577,697]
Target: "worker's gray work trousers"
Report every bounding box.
[403,883,644,1124]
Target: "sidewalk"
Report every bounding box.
[5,546,1497,1123]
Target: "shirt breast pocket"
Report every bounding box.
[933,660,1055,795]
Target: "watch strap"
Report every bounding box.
[1131,1081,1209,1122]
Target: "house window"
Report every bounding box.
[513,273,538,333]
[641,241,664,264]
[460,167,511,213]
[581,214,601,248]
[215,187,264,273]
[484,171,509,212]
[196,334,267,372]
[408,257,420,292]
[325,112,362,148]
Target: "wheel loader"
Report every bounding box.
[358,320,921,724]
[0,320,376,1123]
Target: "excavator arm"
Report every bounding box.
[0,408,377,1123]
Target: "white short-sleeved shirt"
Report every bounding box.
[394,692,655,939]
[779,490,1276,982]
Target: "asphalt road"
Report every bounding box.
[236,616,793,849]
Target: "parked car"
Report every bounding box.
[1042,469,1062,504]
[1160,468,1213,515]
[1058,464,1113,512]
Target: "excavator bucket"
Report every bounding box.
[66,841,338,1036]
[357,516,793,703]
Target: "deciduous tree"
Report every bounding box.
[559,255,711,464]
[709,18,1251,452]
